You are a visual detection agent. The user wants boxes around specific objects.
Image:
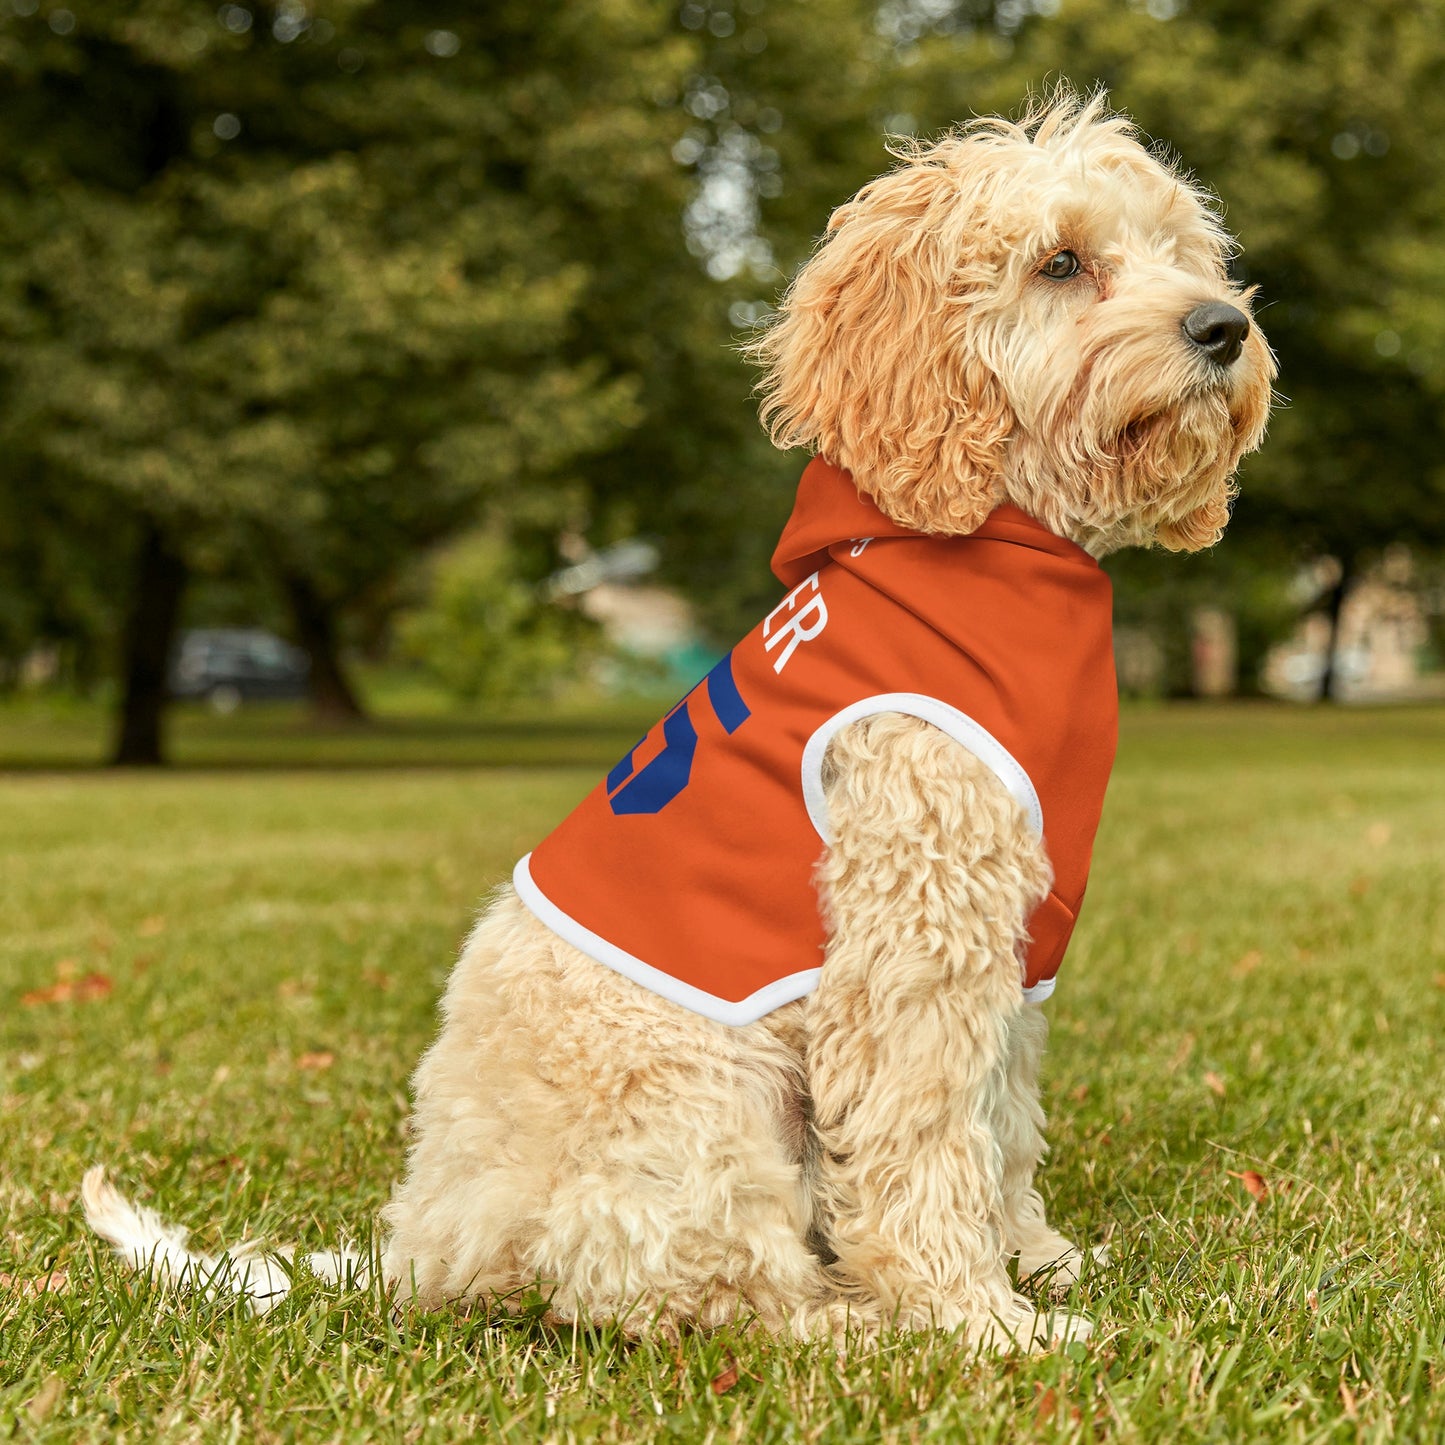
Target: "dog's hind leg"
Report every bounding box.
[804,713,1091,1350]
[514,995,833,1340]
[383,893,834,1338]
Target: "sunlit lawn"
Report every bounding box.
[2,701,1442,1441]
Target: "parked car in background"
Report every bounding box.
[169,629,310,712]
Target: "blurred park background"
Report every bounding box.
[5,8,1445,1437]
[3,0,1445,767]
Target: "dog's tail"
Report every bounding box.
[81,1165,368,1315]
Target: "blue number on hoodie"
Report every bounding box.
[605,653,751,815]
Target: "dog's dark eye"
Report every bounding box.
[1041,250,1081,280]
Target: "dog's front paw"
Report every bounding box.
[970,1296,1093,1353]
[1018,1239,1110,1294]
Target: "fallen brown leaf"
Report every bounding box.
[296,1051,335,1072]
[0,1268,69,1298]
[138,915,167,937]
[1228,1169,1268,1201]
[27,1374,64,1423]
[1433,973,1445,990]
[1168,1033,1196,1072]
[1232,950,1263,977]
[1070,1083,1089,1103]
[1339,1380,1358,1419]
[1034,1385,1059,1426]
[361,968,394,992]
[710,1358,739,1396]
[1348,876,1372,899]
[1204,1071,1227,1098]
[21,972,113,1007]
[21,982,69,1006]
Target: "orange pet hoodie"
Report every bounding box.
[515,458,1119,1025]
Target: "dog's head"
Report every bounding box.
[750,89,1275,554]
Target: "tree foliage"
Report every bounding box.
[0,1,700,749]
[3,0,1444,731]
[396,530,594,705]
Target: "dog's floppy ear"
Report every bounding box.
[749,147,1012,535]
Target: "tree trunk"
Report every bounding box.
[111,521,187,766]
[283,572,366,724]
[1316,554,1355,703]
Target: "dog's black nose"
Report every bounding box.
[1182,302,1250,367]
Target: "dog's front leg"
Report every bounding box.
[994,1004,1098,1290]
[805,713,1089,1350]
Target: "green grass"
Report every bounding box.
[0,686,668,771]
[2,702,1443,1442]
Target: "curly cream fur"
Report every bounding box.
[380,896,827,1336]
[804,715,1086,1344]
[381,717,1086,1350]
[749,88,1274,554]
[85,88,1271,1355]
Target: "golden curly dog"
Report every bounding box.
[85,90,1274,1351]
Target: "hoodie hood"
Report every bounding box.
[771,456,1098,588]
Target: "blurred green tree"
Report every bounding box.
[396,529,594,705]
[0,0,900,751]
[570,0,886,636]
[0,455,130,693]
[7,0,1444,739]
[0,1,694,758]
